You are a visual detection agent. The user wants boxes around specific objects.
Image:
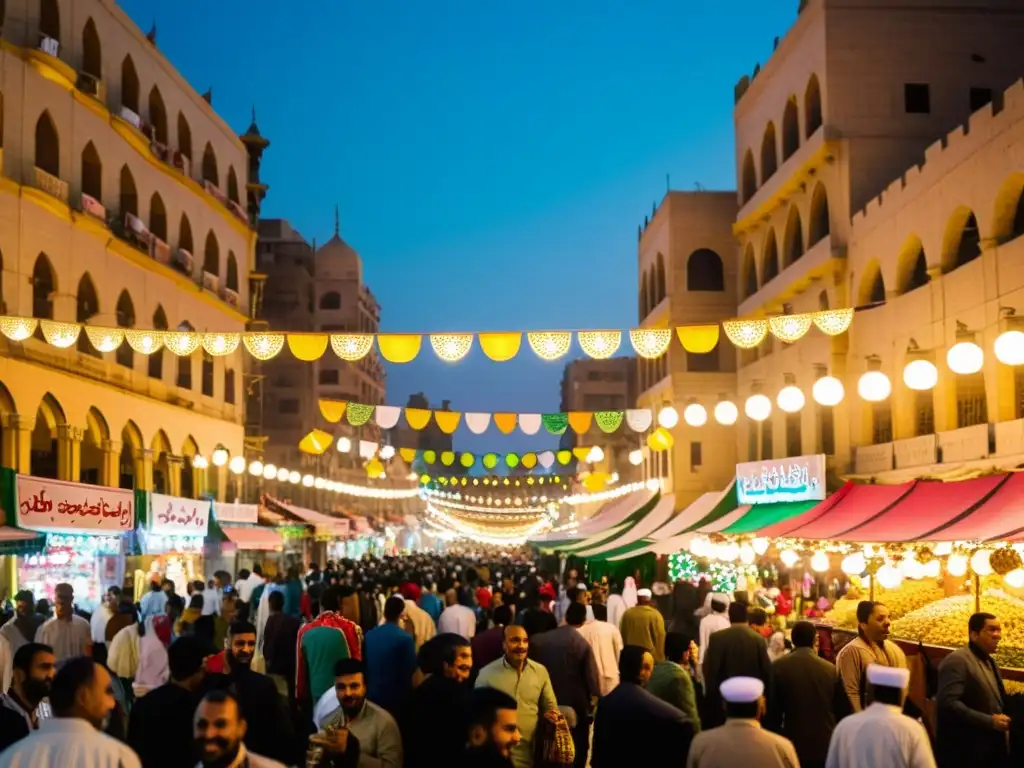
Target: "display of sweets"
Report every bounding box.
[823,579,945,630]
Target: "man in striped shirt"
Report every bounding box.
[0,643,55,752]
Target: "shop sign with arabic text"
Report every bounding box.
[17,475,134,533]
[150,493,210,537]
[736,454,826,505]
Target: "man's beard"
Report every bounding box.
[468,742,514,765]
[341,696,364,719]
[226,650,252,672]
[23,678,51,705]
[195,737,241,768]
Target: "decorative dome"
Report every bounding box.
[315,207,362,281]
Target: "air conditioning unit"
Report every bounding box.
[77,72,101,97]
[119,106,142,130]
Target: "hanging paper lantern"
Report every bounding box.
[478,332,522,362]
[441,451,456,467]
[505,453,520,469]
[483,453,499,470]
[723,319,769,349]
[684,403,707,427]
[578,331,622,360]
[460,452,475,468]
[629,449,644,466]
[903,360,938,391]
[583,473,607,492]
[776,386,805,413]
[946,553,968,577]
[947,341,984,374]
[521,453,537,469]
[527,332,572,361]
[876,563,904,589]
[657,405,679,429]
[744,394,772,422]
[594,411,624,433]
[419,474,431,485]
[202,333,241,356]
[85,327,125,352]
[647,428,674,452]
[779,549,800,568]
[629,328,672,359]
[41,320,81,348]
[858,371,892,402]
[164,330,201,356]
[422,450,437,465]
[714,401,739,425]
[330,334,373,361]
[377,334,422,363]
[429,333,474,362]
[768,314,813,343]
[366,458,384,477]
[556,450,573,465]
[995,330,1024,366]
[0,317,38,341]
[810,551,830,573]
[812,308,853,336]
[812,376,844,407]
[841,552,866,576]
[751,538,769,556]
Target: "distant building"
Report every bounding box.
[559,358,639,483]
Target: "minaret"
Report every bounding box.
[240,106,271,228]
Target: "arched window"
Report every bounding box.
[119,165,137,218]
[201,351,214,397]
[742,245,758,299]
[148,86,168,144]
[808,183,830,247]
[639,278,648,319]
[115,290,135,369]
[34,111,59,176]
[203,231,219,276]
[1013,191,1024,241]
[858,260,886,305]
[227,167,240,204]
[741,150,757,204]
[762,230,780,284]
[224,369,236,405]
[226,251,239,292]
[319,292,342,311]
[898,238,930,294]
[176,321,193,389]
[687,249,725,291]
[869,271,886,303]
[149,193,167,241]
[177,112,192,159]
[149,305,167,380]
[81,141,101,201]
[761,122,778,182]
[40,0,59,42]
[82,18,101,77]
[818,290,829,310]
[32,254,55,320]
[655,253,666,303]
[782,97,800,161]
[947,211,982,271]
[179,213,193,253]
[805,74,823,137]
[76,272,100,356]
[202,143,218,187]
[121,55,139,114]
[783,206,804,266]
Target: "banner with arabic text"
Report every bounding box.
[150,493,210,537]
[17,475,134,533]
[735,454,826,505]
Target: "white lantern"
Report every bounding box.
[810,550,830,573]
[683,403,708,427]
[858,371,892,402]
[629,449,644,466]
[995,330,1024,366]
[744,394,772,422]
[923,559,941,578]
[739,543,755,565]
[876,564,904,589]
[212,448,229,467]
[379,445,396,460]
[658,405,679,429]
[587,446,605,463]
[903,359,938,391]
[776,386,806,413]
[812,376,844,407]
[228,456,246,475]
[971,548,994,576]
[841,552,866,576]
[719,542,739,563]
[314,477,326,489]
[276,468,289,482]
[780,548,800,568]
[262,464,277,480]
[751,538,769,556]
[1004,569,1024,588]
[900,554,924,580]
[248,460,264,477]
[714,401,739,426]
[934,542,953,557]
[947,341,984,375]
[337,437,352,453]
[690,537,710,557]
[946,553,968,577]
[288,470,301,484]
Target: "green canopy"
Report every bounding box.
[682,482,739,533]
[536,492,660,554]
[587,552,657,585]
[719,500,818,535]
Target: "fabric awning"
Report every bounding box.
[530,489,653,545]
[719,500,819,535]
[919,472,1024,541]
[778,483,915,540]
[753,483,855,539]
[0,526,45,555]
[696,505,752,534]
[221,525,283,551]
[266,496,349,537]
[576,494,675,559]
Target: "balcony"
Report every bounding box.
[79,193,105,221]
[152,238,171,267]
[33,167,69,204]
[202,271,220,294]
[173,248,194,276]
[737,233,843,316]
[222,288,240,308]
[76,72,105,101]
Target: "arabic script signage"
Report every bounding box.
[150,494,210,537]
[736,454,826,505]
[17,475,134,533]
[213,502,258,525]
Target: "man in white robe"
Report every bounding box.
[0,656,141,767]
[825,664,937,768]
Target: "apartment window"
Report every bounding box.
[915,390,934,436]
[872,402,893,444]
[201,352,214,397]
[279,399,300,415]
[785,413,802,457]
[820,407,835,455]
[970,87,993,112]
[319,369,340,385]
[690,442,702,471]
[761,423,773,460]
[904,83,930,114]
[956,373,988,428]
[224,370,236,405]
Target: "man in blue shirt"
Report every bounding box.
[363,595,416,717]
[138,581,168,621]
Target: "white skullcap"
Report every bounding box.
[866,664,910,689]
[720,676,764,703]
[637,588,653,598]
[577,582,588,590]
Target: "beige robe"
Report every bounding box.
[687,719,800,768]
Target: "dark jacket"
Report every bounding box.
[264,612,302,679]
[402,674,472,768]
[520,608,557,638]
[591,681,693,768]
[936,644,1009,768]
[701,623,772,728]
[765,647,848,764]
[203,667,296,764]
[127,682,200,768]
[529,625,600,722]
[0,701,31,753]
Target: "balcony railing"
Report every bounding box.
[174,248,194,276]
[33,167,69,203]
[80,193,105,220]
[222,288,240,308]
[202,271,220,294]
[152,238,171,266]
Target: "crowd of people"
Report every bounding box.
[0,548,1016,767]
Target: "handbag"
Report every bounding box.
[541,715,576,766]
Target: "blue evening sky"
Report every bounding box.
[122,0,797,455]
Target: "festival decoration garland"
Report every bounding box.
[0,307,854,363]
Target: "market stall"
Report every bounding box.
[130,492,210,597]
[212,501,284,577]
[12,473,134,612]
[264,495,350,569]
